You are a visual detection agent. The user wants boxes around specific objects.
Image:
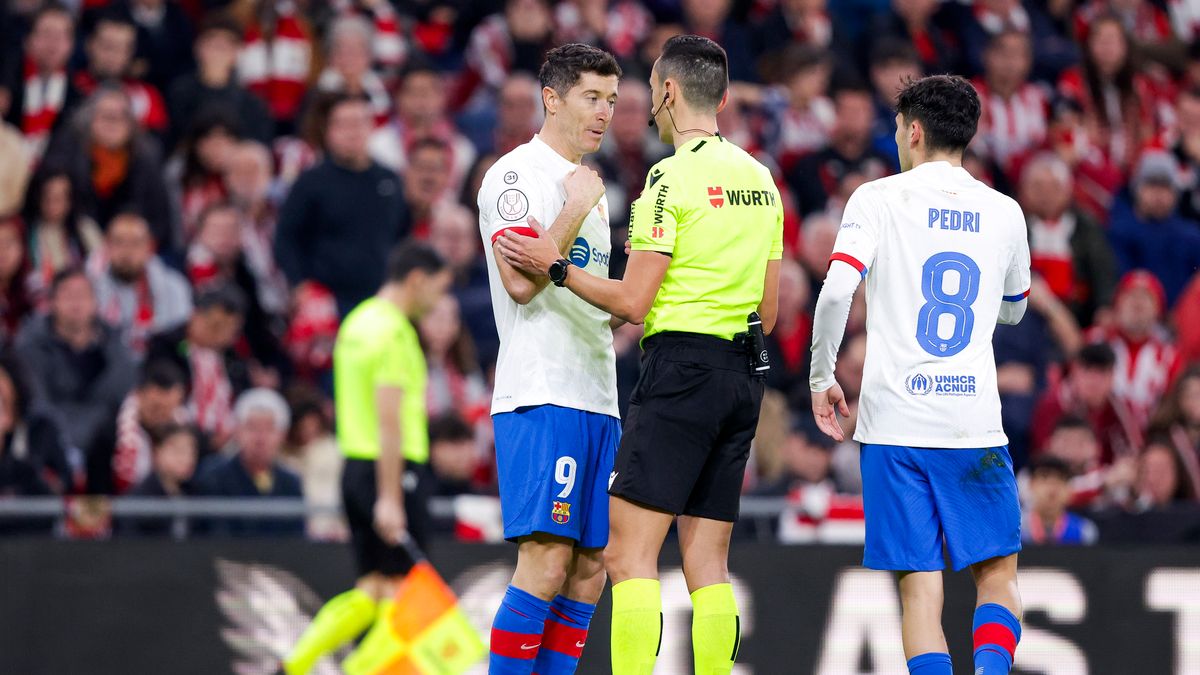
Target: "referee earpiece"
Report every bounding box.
[648,93,669,128]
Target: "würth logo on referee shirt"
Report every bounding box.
[708,186,724,208]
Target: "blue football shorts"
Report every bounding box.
[860,444,1021,572]
[492,404,620,549]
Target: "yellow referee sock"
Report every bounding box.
[611,578,662,675]
[283,588,377,675]
[691,583,740,675]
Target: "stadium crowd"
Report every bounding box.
[0,0,1197,544]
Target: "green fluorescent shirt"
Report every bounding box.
[333,297,429,463]
[628,135,784,340]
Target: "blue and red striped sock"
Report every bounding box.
[490,585,551,674]
[973,603,1021,674]
[532,596,595,674]
[907,652,952,674]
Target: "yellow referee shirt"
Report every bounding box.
[333,297,429,463]
[628,135,784,341]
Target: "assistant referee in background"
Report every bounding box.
[496,34,783,675]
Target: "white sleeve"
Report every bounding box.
[809,261,863,392]
[999,210,1032,325]
[827,185,882,275]
[477,163,546,246]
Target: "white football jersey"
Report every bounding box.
[477,135,619,418]
[830,161,1031,448]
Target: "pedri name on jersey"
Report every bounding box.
[927,208,981,233]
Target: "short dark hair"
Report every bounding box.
[50,266,89,297]
[31,3,73,30]
[197,13,242,40]
[869,38,920,70]
[1029,455,1073,481]
[409,136,451,158]
[150,422,198,450]
[1076,342,1117,369]
[399,57,440,83]
[895,74,981,154]
[139,359,187,391]
[429,414,473,445]
[193,283,246,316]
[539,43,622,100]
[92,8,136,34]
[386,242,445,282]
[657,35,728,112]
[1052,414,1094,437]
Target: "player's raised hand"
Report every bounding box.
[811,383,850,442]
[498,215,559,275]
[564,165,605,211]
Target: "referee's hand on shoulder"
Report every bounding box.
[565,165,605,211]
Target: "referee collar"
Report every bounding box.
[530,134,581,171]
[678,133,722,154]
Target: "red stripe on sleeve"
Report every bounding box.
[490,627,542,659]
[828,252,867,274]
[973,623,1018,658]
[491,226,538,244]
[541,617,588,657]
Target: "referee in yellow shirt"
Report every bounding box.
[496,35,783,675]
[283,243,451,675]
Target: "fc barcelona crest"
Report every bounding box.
[551,501,571,525]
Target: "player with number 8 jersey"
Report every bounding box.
[810,75,1031,675]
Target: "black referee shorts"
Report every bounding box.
[609,332,766,522]
[341,459,432,578]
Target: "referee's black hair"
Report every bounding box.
[539,43,622,100]
[657,35,729,112]
[386,242,446,282]
[895,75,981,154]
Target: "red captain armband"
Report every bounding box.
[828,252,867,277]
[490,226,539,245]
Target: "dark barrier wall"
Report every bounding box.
[1,541,1199,674]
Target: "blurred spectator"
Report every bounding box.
[957,0,1077,82]
[0,118,31,214]
[223,140,288,317]
[319,0,409,78]
[170,108,239,241]
[111,358,190,495]
[123,0,196,96]
[90,211,192,357]
[1174,272,1200,367]
[1107,152,1200,307]
[759,46,834,173]
[786,81,892,218]
[1057,14,1160,168]
[22,168,103,306]
[130,423,198,498]
[0,216,33,343]
[469,72,542,159]
[402,137,454,239]
[1073,0,1179,58]
[1168,85,1200,223]
[168,15,271,150]
[974,30,1048,175]
[454,0,555,109]
[427,413,485,497]
[1021,455,1098,544]
[763,258,812,405]
[237,0,316,131]
[866,39,922,165]
[43,86,176,253]
[428,202,497,368]
[193,387,303,536]
[1038,414,1135,508]
[74,11,169,137]
[1149,366,1200,476]
[866,0,959,76]
[829,332,867,494]
[146,283,249,449]
[1086,270,1182,429]
[1031,343,1141,463]
[419,295,489,423]
[187,202,288,380]
[754,418,840,497]
[679,0,754,83]
[16,268,135,467]
[753,0,836,56]
[275,94,411,316]
[0,350,68,495]
[1,4,82,161]
[369,61,477,194]
[280,386,346,541]
[1133,438,1196,510]
[316,16,392,127]
[1018,152,1117,325]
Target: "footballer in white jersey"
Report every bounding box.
[809,75,1029,675]
[477,44,621,674]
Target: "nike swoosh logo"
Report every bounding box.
[521,643,541,650]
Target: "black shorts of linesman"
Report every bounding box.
[494,34,783,675]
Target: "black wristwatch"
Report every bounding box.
[548,258,572,287]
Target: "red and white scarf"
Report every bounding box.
[21,59,67,160]
[240,1,313,122]
[74,72,169,133]
[100,271,156,357]
[190,345,234,441]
